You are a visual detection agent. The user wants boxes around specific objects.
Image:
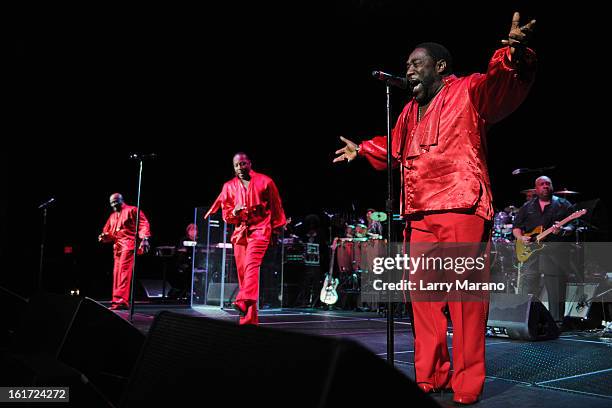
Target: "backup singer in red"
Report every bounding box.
[205,153,286,325]
[99,193,151,310]
[334,13,536,405]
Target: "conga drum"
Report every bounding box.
[359,238,386,273]
[336,238,354,275]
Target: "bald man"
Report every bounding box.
[99,193,151,310]
[513,176,575,321]
[205,153,286,325]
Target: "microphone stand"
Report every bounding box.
[129,157,145,323]
[384,83,395,365]
[38,198,55,292]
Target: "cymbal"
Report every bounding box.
[504,205,518,214]
[370,211,388,222]
[520,189,536,194]
[554,189,580,195]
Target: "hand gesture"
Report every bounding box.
[139,238,151,254]
[98,232,112,243]
[502,12,536,54]
[333,136,359,163]
[232,204,246,217]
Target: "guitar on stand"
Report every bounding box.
[320,238,339,305]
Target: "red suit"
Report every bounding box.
[101,205,151,309]
[206,171,286,325]
[359,47,536,398]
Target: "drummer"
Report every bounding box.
[344,224,356,238]
[521,188,536,202]
[366,208,383,238]
[355,222,369,239]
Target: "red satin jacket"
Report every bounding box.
[359,47,536,220]
[206,171,286,244]
[102,204,151,252]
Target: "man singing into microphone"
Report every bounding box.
[205,153,286,325]
[334,13,536,405]
[99,193,151,310]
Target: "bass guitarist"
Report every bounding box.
[512,176,576,322]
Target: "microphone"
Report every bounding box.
[372,70,408,89]
[129,153,157,160]
[38,197,56,209]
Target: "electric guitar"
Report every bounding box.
[320,238,340,305]
[515,209,586,263]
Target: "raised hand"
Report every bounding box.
[139,238,151,254]
[333,136,359,163]
[501,12,536,54]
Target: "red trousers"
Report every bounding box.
[233,238,269,325]
[408,212,489,398]
[112,249,135,308]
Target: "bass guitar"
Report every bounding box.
[320,238,340,305]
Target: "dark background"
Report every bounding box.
[3,1,609,298]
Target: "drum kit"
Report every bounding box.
[325,211,389,301]
[493,205,518,243]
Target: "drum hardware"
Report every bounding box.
[504,205,518,215]
[493,210,515,242]
[554,188,581,196]
[370,211,388,222]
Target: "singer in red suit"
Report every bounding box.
[206,153,286,325]
[99,193,151,310]
[334,13,536,405]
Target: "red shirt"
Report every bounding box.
[102,204,151,252]
[359,47,536,220]
[206,171,286,244]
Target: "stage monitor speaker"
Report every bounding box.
[0,285,28,348]
[138,279,173,298]
[206,282,238,304]
[4,292,145,406]
[487,293,559,341]
[121,311,438,408]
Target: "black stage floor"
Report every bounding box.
[108,304,612,408]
